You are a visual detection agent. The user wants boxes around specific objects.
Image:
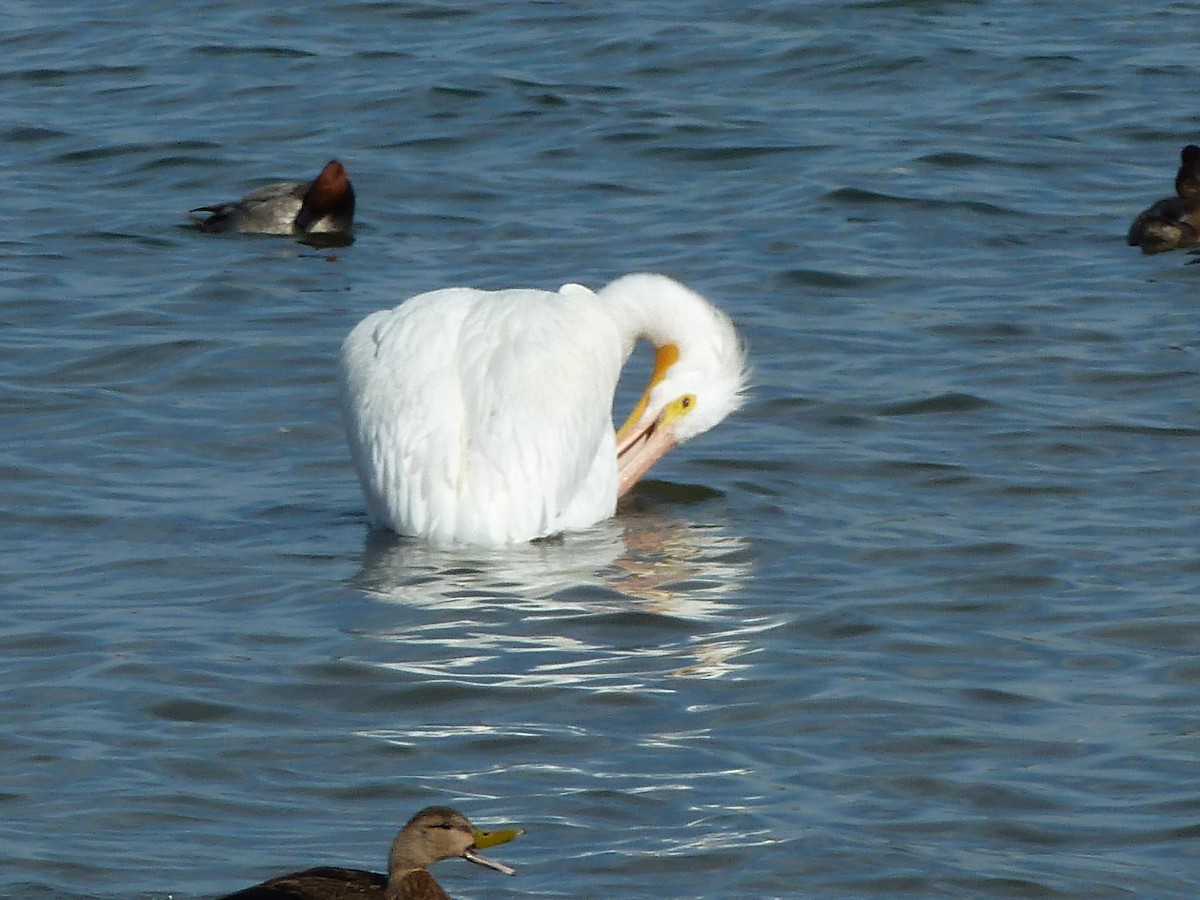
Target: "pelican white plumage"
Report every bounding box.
[338,273,746,547]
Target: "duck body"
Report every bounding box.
[190,160,354,236]
[1128,144,1200,253]
[338,273,746,547]
[215,866,386,900]
[214,866,452,900]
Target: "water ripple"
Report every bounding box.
[3,1,1200,897]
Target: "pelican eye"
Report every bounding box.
[657,393,697,427]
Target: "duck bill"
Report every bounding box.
[472,827,523,849]
[464,847,516,876]
[616,413,677,498]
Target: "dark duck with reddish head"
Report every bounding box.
[190,160,354,238]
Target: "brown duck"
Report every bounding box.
[1128,144,1200,253]
[216,806,519,900]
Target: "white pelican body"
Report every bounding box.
[339,273,745,547]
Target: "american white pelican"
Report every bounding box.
[339,273,746,546]
[215,806,519,900]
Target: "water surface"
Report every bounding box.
[2,1,1199,897]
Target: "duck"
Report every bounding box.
[338,273,747,546]
[1127,144,1200,253]
[190,159,355,238]
[215,806,519,900]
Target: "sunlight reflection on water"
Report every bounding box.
[351,512,780,689]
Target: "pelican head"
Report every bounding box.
[602,273,747,496]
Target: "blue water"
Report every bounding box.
[3,1,1199,897]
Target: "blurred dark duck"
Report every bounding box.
[1127,144,1200,254]
[190,160,354,237]
[215,806,519,900]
